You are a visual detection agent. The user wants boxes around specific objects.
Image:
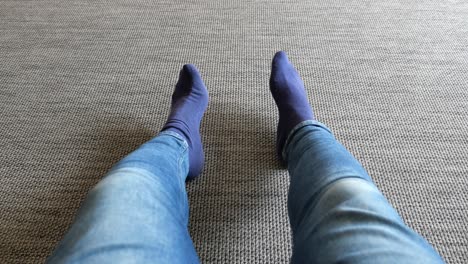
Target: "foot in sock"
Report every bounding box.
[162,64,209,180]
[270,51,315,164]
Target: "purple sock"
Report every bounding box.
[269,51,315,164]
[162,64,209,180]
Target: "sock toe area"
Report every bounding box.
[182,64,203,82]
[273,50,289,64]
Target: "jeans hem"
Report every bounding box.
[282,120,332,161]
[159,130,189,149]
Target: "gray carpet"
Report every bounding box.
[1,0,467,263]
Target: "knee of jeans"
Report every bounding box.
[104,167,184,198]
[89,168,163,197]
[310,177,405,226]
[314,177,382,213]
[83,166,189,219]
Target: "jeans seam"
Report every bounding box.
[159,131,189,216]
[175,137,189,218]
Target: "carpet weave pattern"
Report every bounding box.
[1,0,467,263]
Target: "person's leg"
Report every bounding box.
[270,51,444,263]
[47,64,208,264]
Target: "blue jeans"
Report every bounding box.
[47,123,444,263]
[284,121,443,263]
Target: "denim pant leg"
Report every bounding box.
[47,131,199,264]
[284,120,444,264]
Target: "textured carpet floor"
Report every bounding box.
[1,0,468,263]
